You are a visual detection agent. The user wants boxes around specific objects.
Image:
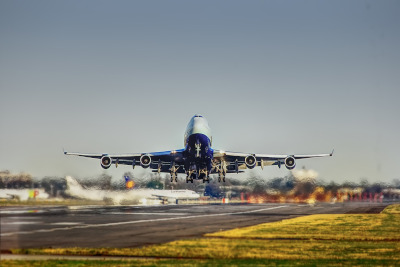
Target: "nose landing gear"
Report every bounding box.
[218,172,225,183]
[186,170,195,183]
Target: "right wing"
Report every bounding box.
[213,149,334,172]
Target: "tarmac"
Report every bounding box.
[0,202,390,251]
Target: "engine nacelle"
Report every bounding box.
[245,155,257,169]
[140,154,152,168]
[284,156,296,170]
[100,156,112,169]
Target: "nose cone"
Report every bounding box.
[185,115,212,147]
[190,115,211,139]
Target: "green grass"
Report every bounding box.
[8,204,400,266]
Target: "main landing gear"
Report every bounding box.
[186,175,194,183]
[200,169,210,183]
[185,170,211,183]
[186,170,194,183]
[213,160,227,183]
[218,172,226,183]
[202,177,210,183]
[170,172,178,183]
[170,163,179,182]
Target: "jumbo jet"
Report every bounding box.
[65,115,333,183]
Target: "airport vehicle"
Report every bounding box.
[65,115,333,183]
[65,176,200,205]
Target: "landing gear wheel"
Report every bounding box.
[203,176,211,183]
[170,173,177,183]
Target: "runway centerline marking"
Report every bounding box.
[2,221,37,225]
[51,222,83,226]
[108,212,190,216]
[1,206,288,237]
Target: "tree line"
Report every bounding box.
[1,170,399,200]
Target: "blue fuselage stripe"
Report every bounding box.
[184,133,213,171]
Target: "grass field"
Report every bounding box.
[6,204,400,266]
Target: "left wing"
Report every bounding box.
[64,149,185,173]
[213,149,334,172]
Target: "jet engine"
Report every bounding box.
[140,154,152,168]
[100,156,112,169]
[284,156,296,170]
[245,155,257,169]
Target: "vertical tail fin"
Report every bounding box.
[65,176,83,190]
[124,175,135,189]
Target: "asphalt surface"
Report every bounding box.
[0,202,390,251]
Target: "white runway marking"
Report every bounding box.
[1,206,288,237]
[0,210,44,215]
[2,221,37,225]
[109,212,189,216]
[51,222,83,226]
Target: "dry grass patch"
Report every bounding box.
[207,205,400,241]
[12,204,400,262]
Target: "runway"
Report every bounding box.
[0,202,390,250]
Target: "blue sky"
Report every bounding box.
[1,1,399,183]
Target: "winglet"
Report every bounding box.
[330,149,334,156]
[63,148,67,155]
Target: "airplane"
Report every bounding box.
[65,176,200,205]
[65,114,333,183]
[0,188,49,201]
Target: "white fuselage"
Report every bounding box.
[184,115,212,147]
[0,188,49,201]
[65,176,200,205]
